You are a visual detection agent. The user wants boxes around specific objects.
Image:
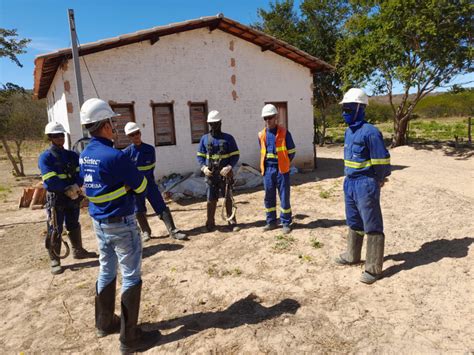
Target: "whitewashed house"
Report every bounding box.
[33,14,332,178]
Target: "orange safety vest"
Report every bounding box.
[258,125,290,175]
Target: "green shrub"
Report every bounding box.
[365,102,393,123]
[414,90,474,118]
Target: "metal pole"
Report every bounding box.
[68,9,87,137]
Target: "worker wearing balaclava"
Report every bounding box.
[197,110,240,232]
[335,88,391,284]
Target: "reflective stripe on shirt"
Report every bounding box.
[87,178,147,204]
[134,177,148,194]
[87,186,128,204]
[137,163,156,171]
[344,158,391,169]
[42,171,68,181]
[200,150,240,160]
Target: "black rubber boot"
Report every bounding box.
[136,212,152,242]
[68,226,99,259]
[262,223,278,232]
[95,278,120,338]
[205,200,217,232]
[48,241,63,275]
[360,233,385,284]
[119,281,161,354]
[159,207,187,240]
[335,228,364,265]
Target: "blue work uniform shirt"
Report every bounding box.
[196,133,240,169]
[122,142,156,181]
[79,137,147,220]
[344,120,391,181]
[38,145,82,193]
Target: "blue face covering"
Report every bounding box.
[342,103,365,125]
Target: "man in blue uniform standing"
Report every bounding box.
[258,104,296,234]
[79,98,160,353]
[38,121,97,275]
[122,122,186,242]
[335,88,391,284]
[197,110,240,232]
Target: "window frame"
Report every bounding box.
[151,102,177,146]
[109,102,136,149]
[188,101,209,144]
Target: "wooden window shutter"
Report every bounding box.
[152,104,176,146]
[110,104,135,149]
[189,103,208,143]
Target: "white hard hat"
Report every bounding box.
[45,121,66,135]
[261,104,278,118]
[124,122,140,135]
[207,110,221,123]
[340,88,369,106]
[80,98,120,125]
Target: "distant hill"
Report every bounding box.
[369,92,444,105]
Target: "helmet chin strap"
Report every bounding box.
[108,118,117,135]
[352,103,360,123]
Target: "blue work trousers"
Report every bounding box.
[92,215,142,294]
[206,174,228,201]
[263,165,292,226]
[47,205,80,235]
[344,176,383,234]
[134,177,166,215]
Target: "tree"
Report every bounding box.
[337,0,473,147]
[0,28,31,67]
[253,0,352,146]
[299,0,352,146]
[0,83,47,176]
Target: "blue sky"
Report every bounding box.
[1,0,472,93]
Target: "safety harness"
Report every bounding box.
[44,146,78,259]
[206,134,237,222]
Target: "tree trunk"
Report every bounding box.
[320,113,327,147]
[14,140,25,176]
[0,137,22,176]
[316,108,328,147]
[392,114,410,147]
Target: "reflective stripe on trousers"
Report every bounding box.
[263,165,292,225]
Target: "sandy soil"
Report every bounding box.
[0,144,473,354]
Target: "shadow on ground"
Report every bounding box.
[383,237,474,278]
[410,142,474,160]
[64,243,183,271]
[143,293,300,348]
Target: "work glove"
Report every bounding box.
[220,165,232,177]
[201,166,212,177]
[64,184,82,200]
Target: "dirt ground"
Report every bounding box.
[0,144,473,354]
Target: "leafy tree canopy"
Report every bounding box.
[0,28,31,68]
[337,0,473,146]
